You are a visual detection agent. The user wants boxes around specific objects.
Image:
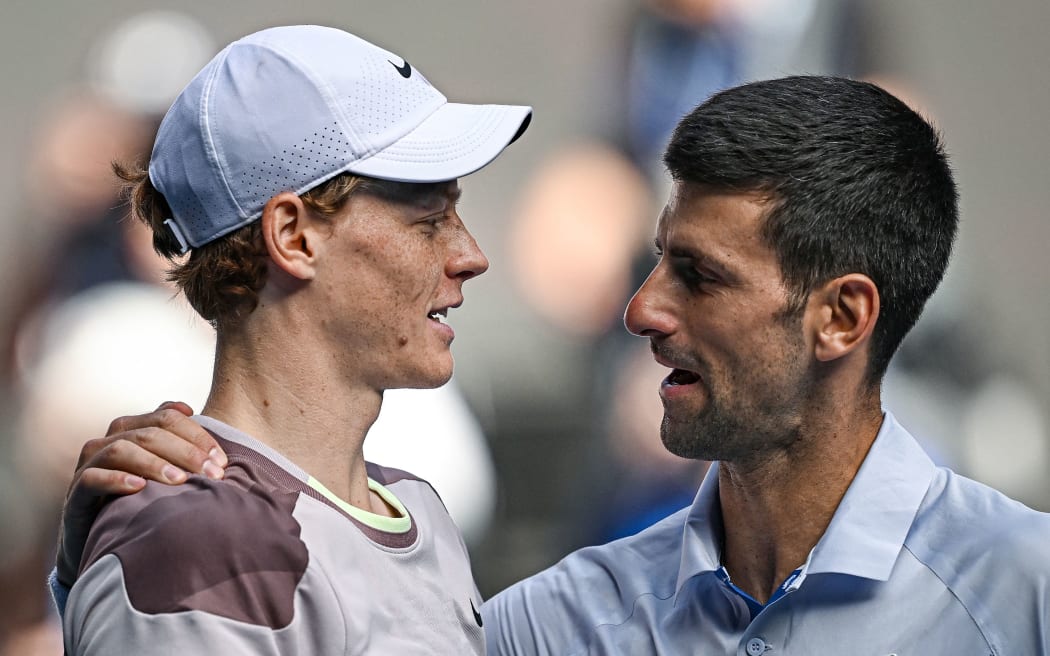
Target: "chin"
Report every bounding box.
[421,369,454,389]
[403,358,454,389]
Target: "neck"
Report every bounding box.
[717,392,883,603]
[201,311,386,516]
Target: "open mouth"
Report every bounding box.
[427,308,448,323]
[664,368,701,386]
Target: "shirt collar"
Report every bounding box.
[806,411,936,580]
[674,411,937,600]
[675,461,724,600]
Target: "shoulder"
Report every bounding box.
[518,505,685,594]
[79,473,309,628]
[909,466,1050,561]
[905,467,1050,647]
[484,507,690,654]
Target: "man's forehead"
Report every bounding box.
[658,183,771,229]
[654,183,779,271]
[655,182,701,236]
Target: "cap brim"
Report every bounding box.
[347,103,532,183]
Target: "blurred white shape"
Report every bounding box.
[365,383,497,545]
[961,376,1049,500]
[87,10,216,115]
[17,283,215,502]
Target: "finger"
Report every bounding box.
[67,466,149,514]
[153,404,228,468]
[88,432,221,483]
[106,407,227,472]
[74,436,115,470]
[57,466,147,584]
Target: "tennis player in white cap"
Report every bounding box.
[56,24,529,655]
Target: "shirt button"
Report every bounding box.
[746,637,767,655]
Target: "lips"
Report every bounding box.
[427,298,461,342]
[651,349,701,383]
[650,346,705,403]
[427,296,462,322]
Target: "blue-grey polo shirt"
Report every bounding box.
[483,412,1050,655]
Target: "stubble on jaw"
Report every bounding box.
[658,319,813,468]
[659,382,808,468]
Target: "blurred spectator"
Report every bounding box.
[623,0,817,175]
[0,14,218,651]
[508,142,652,337]
[4,10,219,377]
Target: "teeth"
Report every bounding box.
[428,309,448,321]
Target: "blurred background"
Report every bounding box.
[1,0,1048,652]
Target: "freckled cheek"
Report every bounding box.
[380,272,433,351]
[398,258,440,304]
[347,242,445,347]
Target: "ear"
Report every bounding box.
[807,274,880,363]
[261,192,319,281]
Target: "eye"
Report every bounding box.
[418,214,447,233]
[670,257,717,290]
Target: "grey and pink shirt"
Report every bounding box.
[63,415,485,655]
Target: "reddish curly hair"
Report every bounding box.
[114,163,372,328]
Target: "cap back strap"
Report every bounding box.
[164,219,191,255]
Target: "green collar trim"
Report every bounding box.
[307,475,412,534]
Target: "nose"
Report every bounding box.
[448,223,490,283]
[624,265,675,337]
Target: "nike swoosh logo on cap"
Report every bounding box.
[470,599,483,627]
[389,59,412,78]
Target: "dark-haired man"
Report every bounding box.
[482,76,1049,654]
[57,76,1049,654]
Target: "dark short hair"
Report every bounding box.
[664,75,959,383]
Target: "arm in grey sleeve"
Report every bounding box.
[65,554,343,655]
[64,477,346,655]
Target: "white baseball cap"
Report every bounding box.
[149,25,532,251]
